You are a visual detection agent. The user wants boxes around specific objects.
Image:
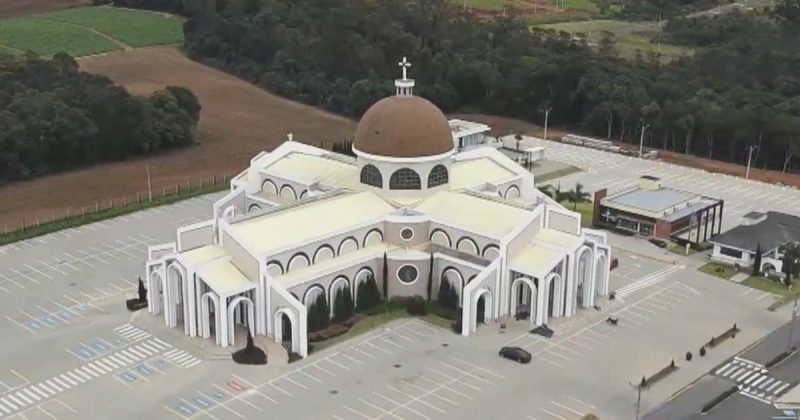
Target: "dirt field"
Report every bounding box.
[0,0,89,19]
[0,46,354,229]
[457,113,800,188]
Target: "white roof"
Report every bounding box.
[509,245,564,277]
[229,192,394,256]
[265,153,358,189]
[276,244,390,288]
[197,258,256,297]
[449,119,491,138]
[181,245,228,267]
[416,191,530,238]
[450,157,516,190]
[534,228,583,251]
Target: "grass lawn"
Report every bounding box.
[559,200,593,227]
[458,0,509,10]
[43,7,183,48]
[742,275,793,296]
[535,165,582,183]
[668,243,697,256]
[699,262,737,280]
[0,17,120,57]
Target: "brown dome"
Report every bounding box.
[353,96,454,158]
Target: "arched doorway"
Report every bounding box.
[475,289,492,325]
[273,308,299,353]
[576,247,593,308]
[510,277,537,324]
[595,253,608,297]
[200,292,219,345]
[546,276,557,319]
[166,264,186,330]
[227,296,255,347]
[440,268,464,301]
[148,270,164,315]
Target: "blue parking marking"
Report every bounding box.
[58,310,71,321]
[76,346,95,360]
[151,358,167,369]
[212,391,225,400]
[175,403,195,416]
[118,371,138,382]
[27,321,42,330]
[193,397,212,408]
[42,315,59,326]
[92,340,111,352]
[135,364,154,376]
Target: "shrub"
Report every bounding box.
[356,274,381,313]
[307,293,330,333]
[686,351,693,361]
[333,286,354,322]
[437,280,459,310]
[700,346,706,357]
[406,296,428,316]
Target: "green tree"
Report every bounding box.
[780,242,800,285]
[752,243,762,276]
[570,182,590,211]
[427,253,434,301]
[356,274,381,313]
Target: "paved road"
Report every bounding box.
[645,318,800,420]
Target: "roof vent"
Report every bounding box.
[639,175,661,191]
[741,211,766,226]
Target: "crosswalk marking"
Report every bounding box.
[23,388,40,402]
[8,393,26,407]
[0,400,11,414]
[128,347,147,359]
[614,266,683,298]
[37,383,55,396]
[16,391,33,405]
[46,380,62,393]
[759,378,775,389]
[108,355,126,367]
[53,376,71,390]
[767,381,784,392]
[1,397,17,411]
[60,373,78,387]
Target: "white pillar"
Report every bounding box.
[219,295,229,348]
[188,272,198,337]
[559,260,567,316]
[565,254,576,316]
[162,269,171,327]
[535,280,545,326]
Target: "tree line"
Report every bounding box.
[122,0,799,173]
[0,53,201,184]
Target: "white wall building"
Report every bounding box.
[709,211,800,273]
[144,60,611,358]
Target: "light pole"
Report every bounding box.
[146,164,152,203]
[638,123,649,158]
[788,293,799,352]
[543,107,552,141]
[635,376,646,420]
[745,144,758,179]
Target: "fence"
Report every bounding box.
[0,173,237,246]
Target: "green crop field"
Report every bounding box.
[0,6,183,57]
[0,17,120,57]
[44,7,183,48]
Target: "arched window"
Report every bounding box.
[389,168,421,190]
[427,164,449,188]
[360,164,383,188]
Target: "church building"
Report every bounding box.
[145,59,611,358]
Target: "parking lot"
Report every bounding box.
[529,138,800,231]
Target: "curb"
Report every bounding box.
[615,247,677,265]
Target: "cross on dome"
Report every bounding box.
[394,56,415,96]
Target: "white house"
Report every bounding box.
[709,211,800,273]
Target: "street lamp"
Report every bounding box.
[638,123,650,158]
[745,144,758,179]
[543,107,552,141]
[788,294,799,352]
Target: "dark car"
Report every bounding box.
[648,238,668,248]
[499,346,531,364]
[610,257,619,270]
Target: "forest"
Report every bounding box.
[0,53,201,184]
[101,0,800,173]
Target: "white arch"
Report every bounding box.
[200,292,219,344]
[543,273,560,324]
[471,288,493,333]
[576,246,594,309]
[227,296,255,346]
[595,252,609,296]
[266,263,283,278]
[364,230,383,247]
[222,205,237,221]
[441,268,465,301]
[504,185,520,199]
[353,268,373,306]
[148,269,164,315]
[248,203,262,213]
[430,230,451,248]
[314,246,335,263]
[510,276,537,326]
[329,276,350,316]
[262,179,277,195]
[274,307,300,353]
[166,263,187,331]
[288,253,310,271]
[482,246,501,260]
[303,286,325,307]
[280,185,297,200]
[338,237,359,255]
[456,237,479,255]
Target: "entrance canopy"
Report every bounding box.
[197,258,256,298]
[510,245,563,278]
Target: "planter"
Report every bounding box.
[125,298,147,311]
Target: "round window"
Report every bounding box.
[400,227,414,241]
[397,265,419,284]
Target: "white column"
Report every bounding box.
[188,272,197,337]
[559,260,567,317]
[587,250,597,307]
[219,295,229,348]
[565,255,576,316]
[535,280,545,326]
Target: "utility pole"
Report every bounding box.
[543,107,552,141]
[745,144,758,179]
[636,376,645,420]
[789,293,799,352]
[146,164,153,203]
[639,123,649,158]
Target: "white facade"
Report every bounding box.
[144,64,611,358]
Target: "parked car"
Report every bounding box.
[648,238,668,248]
[499,346,531,364]
[610,257,619,271]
